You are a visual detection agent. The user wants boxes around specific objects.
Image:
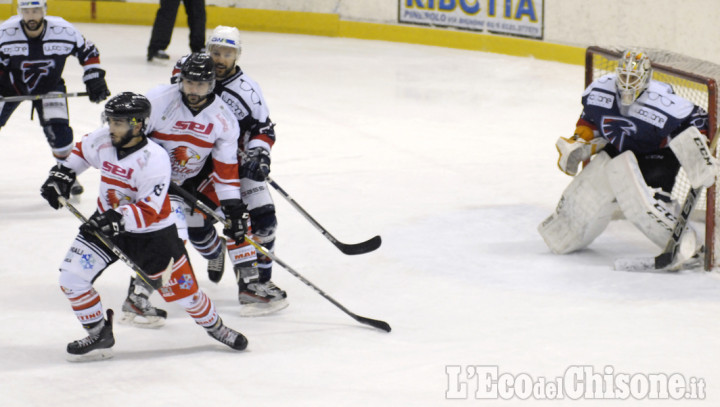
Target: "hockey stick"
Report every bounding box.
[169,183,391,332]
[57,195,172,290]
[0,92,89,103]
[615,125,720,272]
[266,175,382,255]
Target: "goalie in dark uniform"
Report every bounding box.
[539,49,717,269]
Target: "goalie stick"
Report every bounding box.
[169,183,391,332]
[615,125,720,272]
[614,186,702,272]
[57,194,172,290]
[0,92,89,103]
[265,176,382,255]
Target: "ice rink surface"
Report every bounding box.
[1,23,720,406]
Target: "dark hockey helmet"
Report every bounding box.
[103,92,152,127]
[180,52,216,94]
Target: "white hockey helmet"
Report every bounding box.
[17,0,47,16]
[207,26,242,57]
[616,49,652,106]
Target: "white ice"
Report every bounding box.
[1,24,720,406]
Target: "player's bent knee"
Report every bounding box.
[539,151,616,254]
[607,151,676,248]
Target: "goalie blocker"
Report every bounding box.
[539,126,717,266]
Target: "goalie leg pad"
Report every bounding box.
[606,151,701,252]
[669,126,718,189]
[539,151,617,254]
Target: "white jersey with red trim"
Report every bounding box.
[62,128,175,234]
[145,83,241,202]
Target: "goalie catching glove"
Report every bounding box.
[221,200,249,242]
[81,210,125,238]
[40,164,76,209]
[556,127,607,176]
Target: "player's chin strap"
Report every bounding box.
[56,191,172,290]
[169,182,391,332]
[0,92,89,103]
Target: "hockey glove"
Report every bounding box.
[40,164,76,209]
[83,68,111,103]
[241,147,271,181]
[556,136,607,176]
[81,210,125,237]
[221,200,249,243]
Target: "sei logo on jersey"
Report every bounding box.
[173,121,214,135]
[102,161,134,179]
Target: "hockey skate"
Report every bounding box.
[206,318,248,350]
[67,309,115,362]
[119,277,167,328]
[207,237,227,283]
[235,264,288,316]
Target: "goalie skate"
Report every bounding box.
[614,246,704,272]
[67,310,115,362]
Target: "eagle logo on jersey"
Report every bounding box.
[601,116,637,143]
[106,189,131,209]
[170,146,201,166]
[20,60,56,92]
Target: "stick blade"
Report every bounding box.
[354,316,391,332]
[337,235,382,255]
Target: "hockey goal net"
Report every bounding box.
[585,46,720,270]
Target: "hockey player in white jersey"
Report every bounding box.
[120,53,251,323]
[539,49,717,269]
[0,0,111,197]
[39,92,248,361]
[170,27,286,316]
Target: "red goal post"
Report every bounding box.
[584,46,720,269]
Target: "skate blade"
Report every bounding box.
[119,311,166,328]
[66,348,113,362]
[238,300,289,317]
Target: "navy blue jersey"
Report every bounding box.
[0,16,101,95]
[578,74,709,154]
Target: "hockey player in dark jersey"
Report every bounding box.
[0,0,111,196]
[539,49,718,268]
[39,92,248,361]
[167,27,286,316]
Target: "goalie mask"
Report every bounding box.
[616,49,652,107]
[103,92,152,147]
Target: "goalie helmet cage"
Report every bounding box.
[584,46,720,270]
